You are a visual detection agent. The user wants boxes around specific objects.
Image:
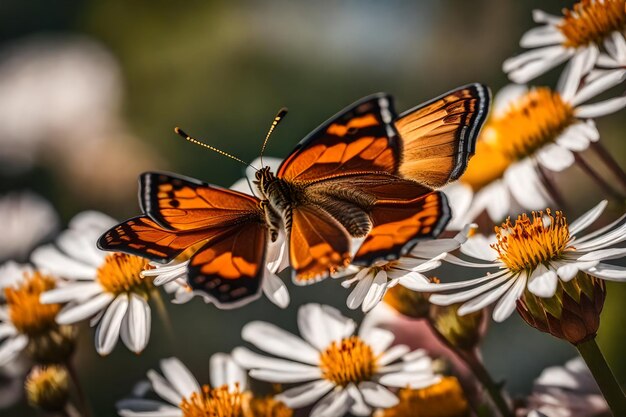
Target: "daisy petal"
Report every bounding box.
[232,347,320,374]
[116,398,182,417]
[40,282,102,304]
[242,321,319,365]
[528,265,558,297]
[160,357,200,400]
[120,293,151,354]
[568,200,608,235]
[298,303,356,351]
[56,292,114,325]
[493,274,527,322]
[358,381,399,408]
[146,369,184,406]
[361,271,388,312]
[310,389,352,417]
[346,270,374,310]
[95,294,129,355]
[275,379,334,408]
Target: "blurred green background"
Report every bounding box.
[0,0,624,415]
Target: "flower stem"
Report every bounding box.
[590,141,626,193]
[462,350,514,417]
[535,162,566,209]
[576,338,626,416]
[425,320,513,417]
[574,154,623,200]
[65,360,92,417]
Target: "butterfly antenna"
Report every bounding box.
[174,127,256,170]
[260,107,288,168]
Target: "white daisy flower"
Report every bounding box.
[32,211,155,355]
[414,200,626,322]
[445,64,626,228]
[338,226,472,313]
[0,269,71,367]
[0,192,58,262]
[524,357,608,417]
[143,155,290,309]
[117,354,292,417]
[233,303,441,417]
[503,0,626,83]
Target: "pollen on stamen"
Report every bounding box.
[179,384,243,417]
[492,209,572,273]
[558,0,626,48]
[319,336,377,386]
[96,253,151,295]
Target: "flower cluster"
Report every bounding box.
[1,2,625,417]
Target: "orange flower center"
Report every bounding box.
[243,395,293,417]
[558,0,626,48]
[5,272,61,336]
[493,209,572,273]
[319,336,377,386]
[460,88,574,192]
[180,385,243,417]
[96,253,151,295]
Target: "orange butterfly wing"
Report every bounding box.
[395,83,490,188]
[277,94,401,182]
[139,172,260,231]
[289,205,351,284]
[353,192,450,265]
[187,222,267,308]
[97,216,212,262]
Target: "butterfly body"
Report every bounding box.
[98,84,491,308]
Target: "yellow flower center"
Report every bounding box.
[376,377,469,417]
[5,272,61,336]
[180,385,243,417]
[319,336,377,386]
[460,88,574,192]
[493,209,572,273]
[243,395,293,417]
[558,0,626,48]
[25,365,70,412]
[96,253,151,295]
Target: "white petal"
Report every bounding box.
[116,398,182,417]
[146,369,184,406]
[520,25,564,48]
[578,248,626,262]
[556,124,591,151]
[429,272,512,305]
[397,272,430,290]
[229,178,253,195]
[95,294,128,355]
[0,334,28,366]
[442,183,474,230]
[210,353,246,390]
[571,69,626,106]
[586,263,626,281]
[575,96,626,118]
[413,269,509,293]
[361,271,388,313]
[493,274,527,322]
[508,48,574,84]
[232,347,321,374]
[241,321,318,365]
[346,384,371,416]
[310,389,352,417]
[532,9,561,24]
[444,253,499,268]
[556,261,598,282]
[378,373,440,389]
[275,379,334,408]
[359,327,394,356]
[558,47,590,101]
[377,345,410,366]
[262,272,290,309]
[492,84,528,117]
[70,210,117,231]
[569,200,607,235]
[56,292,114,324]
[536,144,575,172]
[459,235,498,261]
[527,265,558,297]
[457,276,517,316]
[298,303,356,350]
[505,160,551,209]
[346,270,374,310]
[120,294,151,354]
[160,357,200,400]
[57,228,106,267]
[250,368,322,383]
[358,381,399,408]
[31,244,96,279]
[40,282,102,304]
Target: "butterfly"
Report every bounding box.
[97,83,490,308]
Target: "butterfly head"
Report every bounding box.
[254,166,276,191]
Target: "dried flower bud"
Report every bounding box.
[25,365,69,412]
[516,272,605,345]
[27,324,77,364]
[429,303,485,352]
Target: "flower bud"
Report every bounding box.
[383,283,431,319]
[25,365,70,412]
[429,303,485,352]
[27,324,77,364]
[516,272,605,345]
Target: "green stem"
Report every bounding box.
[462,350,514,417]
[425,320,513,417]
[576,338,626,416]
